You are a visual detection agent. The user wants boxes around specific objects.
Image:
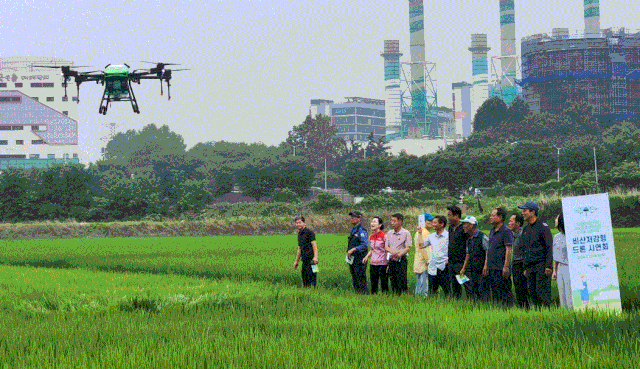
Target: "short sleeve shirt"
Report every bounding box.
[298,227,316,261]
[487,225,513,271]
[553,233,568,265]
[369,231,388,266]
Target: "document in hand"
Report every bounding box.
[455,275,470,285]
[311,264,319,273]
[345,255,354,265]
[418,214,426,229]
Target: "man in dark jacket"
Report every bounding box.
[519,201,553,308]
[347,211,369,294]
[447,205,469,298]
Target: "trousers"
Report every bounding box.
[370,264,389,294]
[557,263,572,308]
[301,260,316,288]
[512,260,530,309]
[349,252,368,294]
[527,262,551,308]
[388,257,408,295]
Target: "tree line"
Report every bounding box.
[1,97,638,222]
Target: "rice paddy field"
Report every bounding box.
[0,229,639,368]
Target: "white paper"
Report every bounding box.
[345,255,354,265]
[418,214,426,229]
[311,264,319,273]
[455,275,469,285]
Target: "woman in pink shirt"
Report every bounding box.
[363,217,388,294]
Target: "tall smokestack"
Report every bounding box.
[468,34,490,127]
[584,0,601,36]
[381,40,403,136]
[409,0,426,116]
[500,0,516,85]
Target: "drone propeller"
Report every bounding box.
[33,65,94,69]
[168,68,190,72]
[140,61,180,66]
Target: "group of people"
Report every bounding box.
[293,200,573,309]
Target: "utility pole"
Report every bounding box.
[554,145,562,181]
[324,157,327,191]
[594,146,599,187]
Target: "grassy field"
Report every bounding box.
[0,230,639,367]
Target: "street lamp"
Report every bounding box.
[553,145,562,181]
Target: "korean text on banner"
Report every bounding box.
[561,193,622,313]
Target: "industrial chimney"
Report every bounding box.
[468,34,490,126]
[381,40,403,136]
[409,0,426,116]
[584,0,601,36]
[499,0,516,86]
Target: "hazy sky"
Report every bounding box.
[1,0,638,164]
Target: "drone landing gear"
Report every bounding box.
[98,87,109,115]
[128,79,140,114]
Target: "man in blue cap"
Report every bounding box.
[518,200,553,308]
[347,211,369,294]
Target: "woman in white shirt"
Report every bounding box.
[551,213,571,308]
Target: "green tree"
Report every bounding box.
[602,121,640,166]
[273,157,314,198]
[102,124,186,161]
[211,171,234,197]
[176,179,213,214]
[285,115,344,171]
[35,164,92,220]
[504,97,531,127]
[388,154,427,191]
[341,157,390,196]
[236,158,277,202]
[364,132,389,158]
[0,169,34,221]
[473,96,508,132]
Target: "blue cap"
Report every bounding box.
[423,213,434,221]
[518,201,539,212]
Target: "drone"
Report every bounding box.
[34,62,188,115]
[588,262,606,271]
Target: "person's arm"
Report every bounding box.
[460,253,470,276]
[355,228,368,253]
[399,231,412,257]
[543,226,553,275]
[294,247,301,269]
[552,260,558,280]
[503,246,512,278]
[415,228,424,249]
[482,235,489,277]
[311,240,318,264]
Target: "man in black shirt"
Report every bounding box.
[518,201,553,308]
[447,205,469,299]
[293,216,318,288]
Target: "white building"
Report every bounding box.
[0,57,79,168]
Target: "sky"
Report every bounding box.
[1,0,638,164]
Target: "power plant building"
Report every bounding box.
[452,82,472,138]
[0,57,80,169]
[331,97,386,142]
[520,28,640,121]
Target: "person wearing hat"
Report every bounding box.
[414,213,434,295]
[459,215,490,302]
[347,211,369,294]
[518,201,553,308]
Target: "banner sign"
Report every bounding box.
[562,193,622,313]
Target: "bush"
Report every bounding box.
[311,192,343,212]
[269,188,301,203]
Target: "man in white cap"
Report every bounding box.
[459,215,489,302]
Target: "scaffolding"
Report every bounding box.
[489,55,522,106]
[393,61,439,140]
